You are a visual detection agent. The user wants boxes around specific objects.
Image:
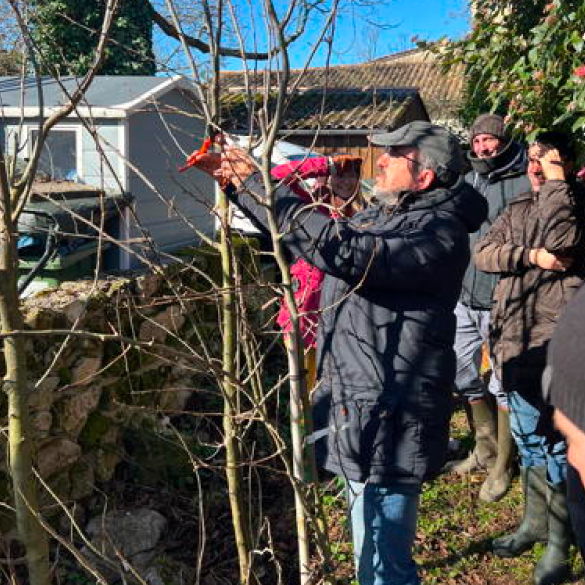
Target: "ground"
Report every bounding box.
[52,408,585,585]
[323,409,585,585]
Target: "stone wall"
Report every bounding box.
[0,240,268,533]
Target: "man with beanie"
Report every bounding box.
[547,283,585,566]
[448,113,531,503]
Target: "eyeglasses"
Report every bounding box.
[384,147,420,166]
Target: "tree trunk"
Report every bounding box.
[0,187,51,585]
[283,334,312,585]
[218,189,253,584]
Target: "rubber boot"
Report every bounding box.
[533,482,572,585]
[448,399,497,474]
[493,466,548,557]
[479,408,515,502]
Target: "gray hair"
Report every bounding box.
[417,150,441,172]
[417,149,458,187]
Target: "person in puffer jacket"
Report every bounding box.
[190,121,487,585]
[271,155,363,390]
[474,131,585,585]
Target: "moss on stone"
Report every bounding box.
[57,366,72,385]
[79,412,112,449]
[122,426,195,489]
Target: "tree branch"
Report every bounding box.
[149,0,308,60]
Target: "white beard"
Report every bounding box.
[372,186,402,205]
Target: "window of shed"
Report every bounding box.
[30,129,78,181]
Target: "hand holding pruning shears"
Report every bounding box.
[178,136,214,172]
[179,134,257,189]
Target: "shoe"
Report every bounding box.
[447,399,497,474]
[493,467,548,557]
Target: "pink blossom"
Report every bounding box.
[574,65,585,78]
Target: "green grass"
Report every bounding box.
[324,410,585,585]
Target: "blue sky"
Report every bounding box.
[287,0,471,68]
[156,0,470,73]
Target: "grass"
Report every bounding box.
[324,409,585,585]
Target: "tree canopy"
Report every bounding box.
[435,0,585,140]
[31,0,155,75]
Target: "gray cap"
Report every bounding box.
[370,121,465,175]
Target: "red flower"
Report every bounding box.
[574,65,585,78]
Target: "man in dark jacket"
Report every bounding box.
[475,131,584,585]
[192,121,488,585]
[546,284,585,567]
[449,113,531,503]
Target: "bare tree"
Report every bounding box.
[165,0,345,581]
[0,2,117,583]
[0,0,356,583]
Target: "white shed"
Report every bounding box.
[0,76,215,270]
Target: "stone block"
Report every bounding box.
[58,386,103,437]
[138,305,186,343]
[37,438,81,478]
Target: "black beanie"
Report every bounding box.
[470,113,507,143]
[547,284,585,431]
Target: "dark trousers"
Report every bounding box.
[567,464,585,561]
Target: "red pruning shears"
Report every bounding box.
[178,136,213,172]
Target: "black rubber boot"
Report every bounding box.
[493,466,548,557]
[533,481,572,585]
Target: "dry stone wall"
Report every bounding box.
[0,240,269,533]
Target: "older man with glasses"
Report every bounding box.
[190,121,487,585]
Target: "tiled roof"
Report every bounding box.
[220,88,424,132]
[221,49,464,122]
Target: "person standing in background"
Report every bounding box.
[474,131,584,585]
[546,282,585,566]
[449,113,531,504]
[272,154,363,390]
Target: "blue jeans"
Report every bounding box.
[508,390,566,485]
[347,480,420,585]
[454,302,506,407]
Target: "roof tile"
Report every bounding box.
[220,88,421,131]
[221,49,463,121]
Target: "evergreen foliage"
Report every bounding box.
[432,0,585,140]
[31,0,155,75]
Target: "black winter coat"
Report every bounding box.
[460,140,531,309]
[232,174,488,487]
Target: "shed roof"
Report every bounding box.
[221,88,426,133]
[221,49,464,122]
[0,75,190,118]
